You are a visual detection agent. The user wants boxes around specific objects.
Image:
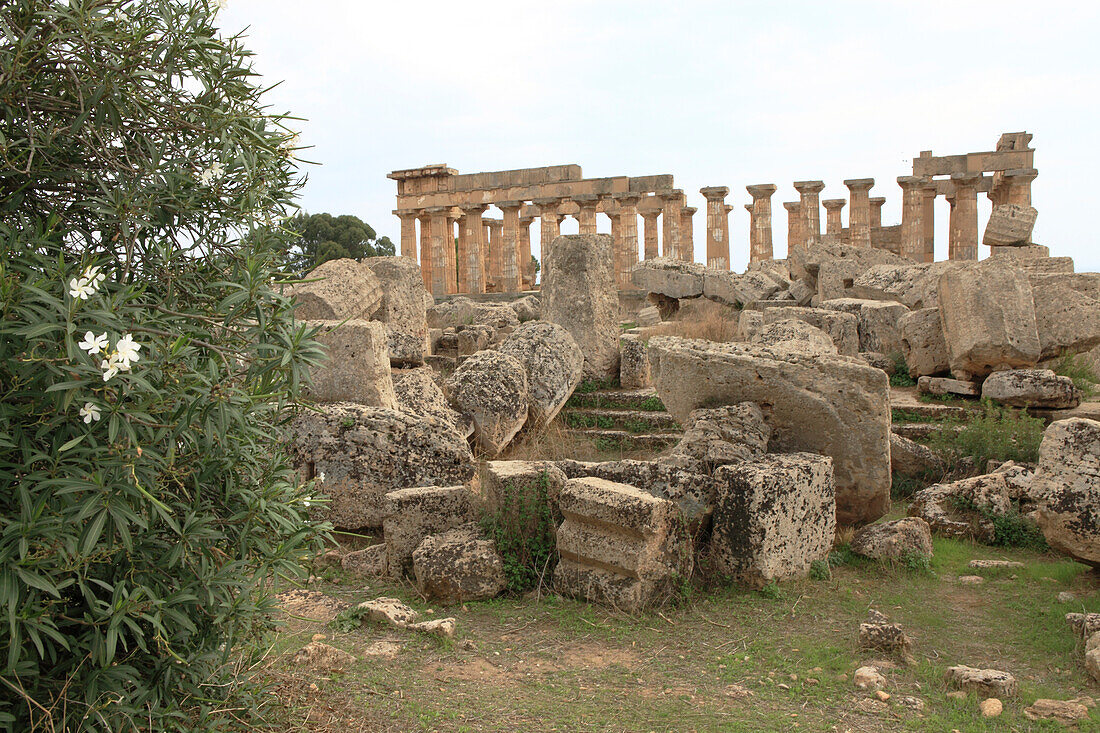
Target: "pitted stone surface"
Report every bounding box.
[290,403,474,529]
[647,336,890,526]
[1032,419,1100,566]
[362,256,428,366]
[899,308,949,378]
[918,375,979,397]
[392,366,472,438]
[631,257,705,298]
[290,258,382,321]
[382,486,473,579]
[751,318,837,355]
[944,666,1018,699]
[820,298,909,356]
[445,350,529,456]
[427,297,519,330]
[850,517,934,562]
[703,270,780,306]
[1028,273,1100,359]
[890,433,946,477]
[908,474,1012,542]
[762,306,859,356]
[663,402,770,475]
[983,204,1037,246]
[558,459,715,530]
[982,369,1080,408]
[412,525,506,604]
[499,321,584,427]
[619,333,652,389]
[304,320,397,408]
[710,453,835,587]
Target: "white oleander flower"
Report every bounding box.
[302,496,312,508]
[68,277,95,300]
[82,265,106,285]
[199,161,224,185]
[100,354,122,382]
[317,471,325,483]
[79,402,102,424]
[114,334,141,368]
[78,331,110,355]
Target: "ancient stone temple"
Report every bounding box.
[389,164,734,296]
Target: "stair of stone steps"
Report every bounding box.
[560,407,681,433]
[891,422,962,440]
[566,429,682,451]
[564,387,667,412]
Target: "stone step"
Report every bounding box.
[891,423,961,440]
[560,408,681,433]
[566,428,681,451]
[565,388,667,412]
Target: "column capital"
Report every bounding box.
[722,204,734,214]
[1005,167,1038,182]
[950,172,983,188]
[822,198,846,210]
[744,204,753,212]
[658,189,685,202]
[425,205,452,215]
[843,178,875,192]
[519,214,536,225]
[746,184,777,199]
[700,186,730,200]
[498,200,524,211]
[869,197,886,206]
[394,208,421,218]
[612,192,642,206]
[896,175,925,190]
[641,209,661,220]
[681,206,698,216]
[782,201,801,212]
[572,193,600,205]
[793,180,825,194]
[457,203,488,215]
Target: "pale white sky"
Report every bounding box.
[221,0,1100,272]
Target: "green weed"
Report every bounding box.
[478,471,558,593]
[809,559,831,581]
[1050,350,1098,397]
[889,352,916,387]
[929,399,1044,470]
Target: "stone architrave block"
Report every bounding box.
[383,486,473,579]
[552,477,693,612]
[710,453,835,587]
[983,204,1038,247]
[362,256,429,367]
[762,306,859,356]
[304,320,397,408]
[631,258,705,298]
[619,333,652,389]
[290,258,383,321]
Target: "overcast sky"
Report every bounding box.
[220,0,1100,272]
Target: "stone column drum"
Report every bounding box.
[456,214,468,293]
[897,176,926,262]
[460,204,488,294]
[921,181,937,263]
[1005,168,1038,207]
[418,211,432,290]
[700,186,730,270]
[793,180,825,248]
[660,191,684,260]
[782,201,802,253]
[444,213,459,294]
[519,213,535,289]
[844,178,875,248]
[426,206,451,298]
[680,206,696,263]
[869,197,885,231]
[948,173,982,261]
[535,198,563,284]
[642,209,660,261]
[499,201,523,293]
[396,210,418,261]
[574,194,600,236]
[822,199,846,236]
[746,184,777,262]
[615,193,641,288]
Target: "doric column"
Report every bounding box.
[746,184,777,262]
[782,202,802,254]
[744,203,753,250]
[499,201,523,293]
[700,186,730,270]
[869,197,885,230]
[921,181,937,263]
[487,218,504,290]
[459,203,488,294]
[660,190,684,259]
[534,197,563,283]
[793,180,825,247]
[844,178,875,248]
[574,194,600,236]
[614,193,641,287]
[680,206,696,263]
[948,173,981,261]
[417,211,432,290]
[396,209,419,260]
[456,213,468,292]
[519,213,535,289]
[444,212,459,293]
[1005,168,1038,207]
[426,206,451,298]
[897,176,926,262]
[641,210,660,260]
[822,199,846,236]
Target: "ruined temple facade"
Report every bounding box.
[390,132,1038,294]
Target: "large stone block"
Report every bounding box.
[553,477,692,612]
[619,333,651,389]
[630,258,705,298]
[821,298,909,356]
[1032,419,1100,566]
[702,270,780,306]
[427,296,519,330]
[663,402,770,476]
[851,261,963,310]
[850,517,933,562]
[982,369,1080,408]
[1028,273,1100,359]
[499,321,583,427]
[647,337,891,525]
[543,234,620,379]
[788,239,911,291]
[412,525,506,604]
[445,350,529,457]
[362,256,428,367]
[383,485,473,578]
[899,307,949,378]
[938,262,1041,379]
[305,320,397,408]
[710,453,835,586]
[908,474,1012,541]
[290,258,382,321]
[478,460,568,532]
[982,204,1038,246]
[761,306,860,356]
[392,366,471,437]
[750,319,838,355]
[290,403,475,529]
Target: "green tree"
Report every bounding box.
[286,211,395,272]
[0,1,327,730]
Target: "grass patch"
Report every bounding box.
[562,412,615,430]
[1050,349,1098,397]
[564,392,667,411]
[575,377,620,393]
[928,398,1044,470]
[889,352,916,387]
[891,408,943,424]
[479,471,558,593]
[622,418,663,434]
[640,299,740,343]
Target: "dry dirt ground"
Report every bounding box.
[257,522,1100,733]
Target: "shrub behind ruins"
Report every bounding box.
[0,1,326,729]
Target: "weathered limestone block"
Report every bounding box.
[995,254,1076,274]
[478,460,568,530]
[456,324,494,356]
[382,486,473,578]
[341,544,386,577]
[850,517,934,562]
[899,308,949,378]
[305,320,397,408]
[735,310,764,341]
[703,270,780,306]
[908,474,1012,541]
[1032,419,1100,566]
[851,261,961,310]
[918,375,979,397]
[412,525,506,604]
[543,234,620,379]
[762,306,859,356]
[290,403,474,529]
[1023,699,1090,724]
[890,433,945,477]
[290,258,382,321]
[820,298,909,356]
[938,262,1041,379]
[1028,273,1100,359]
[982,369,1080,409]
[356,597,456,639]
[392,366,471,438]
[853,666,886,691]
[510,295,541,323]
[788,240,910,297]
[982,204,1038,246]
[751,319,838,356]
[445,350,529,457]
[292,642,357,672]
[631,257,705,298]
[561,460,716,530]
[944,666,1018,699]
[427,297,519,330]
[553,477,693,612]
[362,256,428,366]
[499,321,583,427]
[619,333,651,389]
[637,305,661,327]
[859,618,913,655]
[647,337,891,525]
[747,259,791,287]
[989,243,1049,260]
[663,402,770,475]
[710,454,835,586]
[789,279,815,307]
